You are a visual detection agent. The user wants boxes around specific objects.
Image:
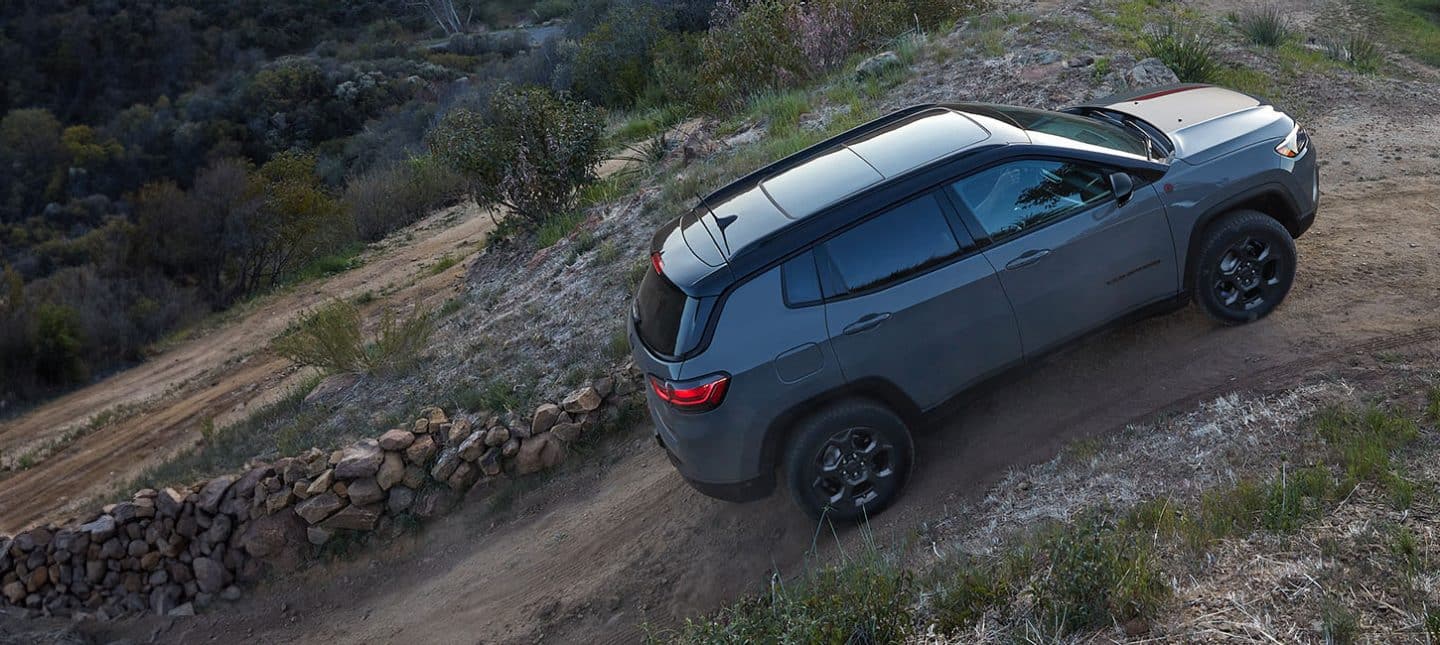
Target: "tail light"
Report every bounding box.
[649,373,729,412]
[650,251,664,276]
[1275,125,1309,159]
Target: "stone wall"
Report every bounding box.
[0,367,640,620]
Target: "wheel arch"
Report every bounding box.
[758,378,921,482]
[1182,183,1302,295]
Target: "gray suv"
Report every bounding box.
[629,84,1319,521]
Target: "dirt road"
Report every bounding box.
[0,204,495,532]
[82,112,1440,643]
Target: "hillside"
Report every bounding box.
[3,0,1440,643]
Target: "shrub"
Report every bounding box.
[659,552,916,644]
[273,300,367,374]
[344,155,466,241]
[32,302,87,385]
[428,85,606,228]
[1237,5,1292,46]
[697,0,805,109]
[1142,21,1221,83]
[1032,515,1169,634]
[1323,32,1383,73]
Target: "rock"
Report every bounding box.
[457,431,486,462]
[221,586,242,601]
[387,486,416,515]
[265,490,294,515]
[854,50,901,79]
[239,511,304,560]
[431,447,461,482]
[1033,49,1063,65]
[413,418,430,434]
[77,515,117,540]
[347,478,385,506]
[422,406,449,426]
[377,428,415,451]
[561,386,602,414]
[168,602,195,617]
[376,452,405,490]
[551,422,583,443]
[306,526,332,546]
[484,426,510,447]
[279,459,308,485]
[593,376,614,398]
[294,493,343,525]
[405,434,438,465]
[479,448,503,477]
[515,434,565,476]
[303,372,361,406]
[3,581,23,604]
[401,464,426,489]
[112,502,142,523]
[196,475,236,514]
[446,417,473,445]
[306,469,334,497]
[411,488,455,520]
[1125,57,1178,88]
[191,557,228,594]
[319,505,381,531]
[531,403,561,434]
[447,462,477,491]
[501,437,521,458]
[1067,55,1095,68]
[156,488,186,518]
[334,440,384,479]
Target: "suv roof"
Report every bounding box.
[690,107,997,263]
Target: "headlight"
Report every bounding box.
[1275,124,1309,159]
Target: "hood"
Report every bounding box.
[1076,84,1292,163]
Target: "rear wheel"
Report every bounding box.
[1192,210,1297,325]
[784,400,913,522]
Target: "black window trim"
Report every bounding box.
[780,250,824,308]
[941,154,1130,248]
[810,189,981,302]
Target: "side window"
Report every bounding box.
[821,193,965,296]
[950,160,1113,241]
[781,251,822,307]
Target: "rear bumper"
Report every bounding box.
[656,434,774,502]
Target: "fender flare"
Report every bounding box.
[758,377,923,483]
[1181,182,1301,294]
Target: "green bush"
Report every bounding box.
[32,303,87,385]
[697,1,805,109]
[1033,515,1169,634]
[273,299,433,376]
[1142,21,1221,83]
[1323,32,1384,73]
[1236,5,1292,46]
[428,85,605,228]
[658,552,916,644]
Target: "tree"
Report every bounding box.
[428,85,605,227]
[408,0,470,36]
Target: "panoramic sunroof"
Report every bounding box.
[758,147,883,219]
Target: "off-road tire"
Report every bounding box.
[783,399,914,523]
[1192,209,1297,325]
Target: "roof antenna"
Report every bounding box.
[713,214,737,253]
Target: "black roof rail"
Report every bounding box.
[700,103,948,206]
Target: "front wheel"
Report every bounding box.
[784,400,914,522]
[1192,209,1297,325]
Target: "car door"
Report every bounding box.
[819,191,1023,411]
[947,158,1177,357]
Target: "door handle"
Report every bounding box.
[842,312,891,335]
[1005,248,1051,270]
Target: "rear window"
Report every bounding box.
[634,267,691,356]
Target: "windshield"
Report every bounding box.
[989,106,1152,158]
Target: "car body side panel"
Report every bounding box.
[638,267,840,486]
[979,183,1179,356]
[823,255,1023,410]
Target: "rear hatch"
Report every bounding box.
[631,207,729,362]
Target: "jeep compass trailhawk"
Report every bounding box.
[629,84,1319,521]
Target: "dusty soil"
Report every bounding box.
[8,0,1440,642]
[0,203,495,533]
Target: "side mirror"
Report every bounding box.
[1109,172,1134,206]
